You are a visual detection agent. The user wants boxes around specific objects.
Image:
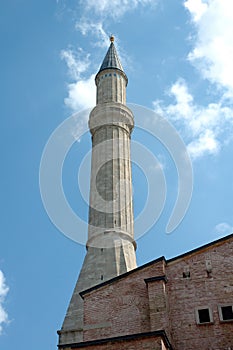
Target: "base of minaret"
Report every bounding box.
[58,238,137,345]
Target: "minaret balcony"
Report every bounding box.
[89,102,134,136]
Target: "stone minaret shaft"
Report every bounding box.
[58,37,137,345]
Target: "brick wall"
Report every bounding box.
[166,237,233,349]
[78,235,233,349]
[82,259,165,341]
[146,277,170,337]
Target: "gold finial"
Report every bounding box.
[110,35,114,43]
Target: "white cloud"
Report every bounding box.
[62,0,156,113]
[153,79,233,159]
[184,0,207,22]
[61,48,90,81]
[61,47,96,112]
[64,74,96,112]
[75,21,109,48]
[153,1,233,160]
[214,222,233,235]
[187,130,220,158]
[184,0,233,98]
[0,270,9,334]
[80,0,156,19]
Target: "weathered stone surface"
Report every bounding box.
[58,40,137,346]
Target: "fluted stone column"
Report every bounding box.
[58,37,137,345]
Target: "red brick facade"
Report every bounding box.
[59,234,233,350]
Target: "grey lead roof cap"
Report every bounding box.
[98,42,124,74]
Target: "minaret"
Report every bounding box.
[58,36,137,345]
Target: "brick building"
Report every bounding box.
[59,234,233,349]
[58,38,233,349]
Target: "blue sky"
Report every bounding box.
[1,0,233,349]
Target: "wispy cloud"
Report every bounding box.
[0,270,9,334]
[61,0,157,112]
[61,15,109,112]
[60,48,90,81]
[185,0,233,98]
[153,1,233,160]
[214,222,233,236]
[184,0,208,22]
[75,21,109,48]
[64,74,96,111]
[80,0,156,20]
[61,47,95,111]
[153,79,233,159]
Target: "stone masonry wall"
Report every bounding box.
[80,235,233,349]
[166,237,233,349]
[82,259,166,342]
[146,278,170,338]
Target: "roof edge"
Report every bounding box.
[80,232,233,298]
[58,330,173,349]
[167,232,233,264]
[80,256,166,298]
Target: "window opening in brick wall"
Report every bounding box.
[218,305,233,322]
[195,307,213,324]
[183,271,190,278]
[183,266,190,278]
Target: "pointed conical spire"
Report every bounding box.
[98,36,124,74]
